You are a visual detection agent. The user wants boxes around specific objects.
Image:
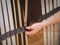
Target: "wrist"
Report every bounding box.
[39,22,45,28]
[40,20,47,27]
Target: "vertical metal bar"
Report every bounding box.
[56,0,58,7]
[57,0,60,45]
[1,0,11,45]
[0,26,2,45]
[24,0,28,26]
[54,0,56,8]
[50,24,54,45]
[16,0,24,45]
[46,1,51,45]
[58,23,60,45]
[54,0,59,45]
[0,0,7,45]
[20,0,28,45]
[47,26,51,45]
[41,0,45,15]
[5,0,13,45]
[44,0,48,45]
[0,11,7,45]
[6,0,16,45]
[58,0,60,7]
[45,0,51,45]
[41,0,47,45]
[49,0,54,45]
[52,0,58,45]
[57,24,60,45]
[10,0,19,45]
[14,0,22,45]
[54,24,58,45]
[0,4,6,45]
[24,0,28,45]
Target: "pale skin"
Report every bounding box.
[26,11,60,36]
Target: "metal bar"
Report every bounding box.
[14,0,22,45]
[2,0,12,44]
[54,24,58,45]
[19,0,28,45]
[5,0,13,45]
[58,0,60,7]
[0,27,25,42]
[46,0,51,45]
[16,0,24,45]
[54,0,59,45]
[47,0,51,45]
[0,25,2,45]
[41,0,47,45]
[45,0,51,45]
[6,0,16,45]
[10,0,19,45]
[44,0,48,45]
[1,0,10,45]
[57,0,60,45]
[50,0,54,45]
[58,23,60,45]
[24,0,28,45]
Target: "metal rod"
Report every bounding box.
[1,0,8,45]
[10,0,19,45]
[5,0,13,45]
[41,0,47,45]
[16,0,24,45]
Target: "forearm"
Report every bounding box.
[41,11,60,27]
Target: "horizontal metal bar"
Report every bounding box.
[0,26,25,42]
[38,7,60,22]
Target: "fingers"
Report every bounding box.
[26,26,31,29]
[26,29,37,35]
[26,26,35,36]
[26,31,35,36]
[26,26,37,35]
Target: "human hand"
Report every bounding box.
[26,23,44,36]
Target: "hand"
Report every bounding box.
[26,23,44,36]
